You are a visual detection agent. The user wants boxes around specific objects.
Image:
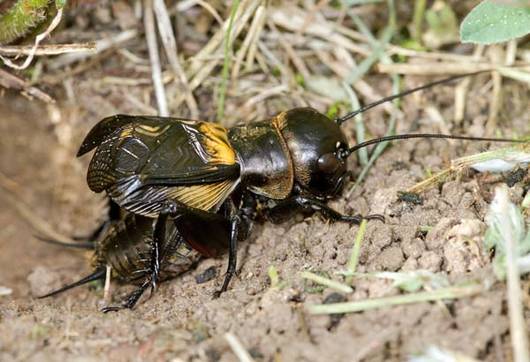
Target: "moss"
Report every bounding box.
[0,0,52,45]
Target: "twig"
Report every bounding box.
[0,42,96,56]
[48,29,138,70]
[144,0,168,116]
[153,0,198,117]
[225,333,255,362]
[0,68,54,103]
[0,7,64,70]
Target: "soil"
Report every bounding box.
[0,77,528,362]
[1,1,530,354]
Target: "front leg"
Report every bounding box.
[214,193,256,297]
[214,211,240,297]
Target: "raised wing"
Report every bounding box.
[80,115,240,216]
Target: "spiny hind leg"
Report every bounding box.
[100,213,169,312]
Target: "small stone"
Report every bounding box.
[376,246,404,271]
[418,251,443,272]
[195,266,217,284]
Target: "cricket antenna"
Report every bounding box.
[335,71,487,125]
[341,133,525,159]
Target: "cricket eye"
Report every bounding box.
[317,153,340,174]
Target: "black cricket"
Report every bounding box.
[40,72,523,311]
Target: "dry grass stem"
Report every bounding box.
[308,283,483,315]
[486,46,504,135]
[187,0,259,95]
[300,271,353,293]
[0,42,96,56]
[232,4,267,80]
[48,29,138,70]
[103,265,112,304]
[377,62,495,75]
[269,7,370,56]
[0,68,54,103]
[225,333,255,362]
[492,187,530,362]
[144,0,168,116]
[153,0,198,117]
[453,46,484,124]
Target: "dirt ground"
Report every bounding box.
[1,2,530,362]
[1,76,528,362]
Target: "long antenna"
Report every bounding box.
[342,133,525,158]
[335,71,488,125]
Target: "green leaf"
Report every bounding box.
[460,0,530,44]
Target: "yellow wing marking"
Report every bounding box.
[271,111,287,131]
[135,124,171,137]
[167,179,236,211]
[198,122,236,165]
[119,125,134,138]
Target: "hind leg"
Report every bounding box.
[100,213,168,313]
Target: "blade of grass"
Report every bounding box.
[307,283,483,314]
[216,0,240,121]
[300,271,353,294]
[268,265,280,289]
[411,0,427,44]
[346,219,368,277]
[344,10,394,167]
[343,83,368,165]
[347,0,399,196]
[488,187,530,362]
